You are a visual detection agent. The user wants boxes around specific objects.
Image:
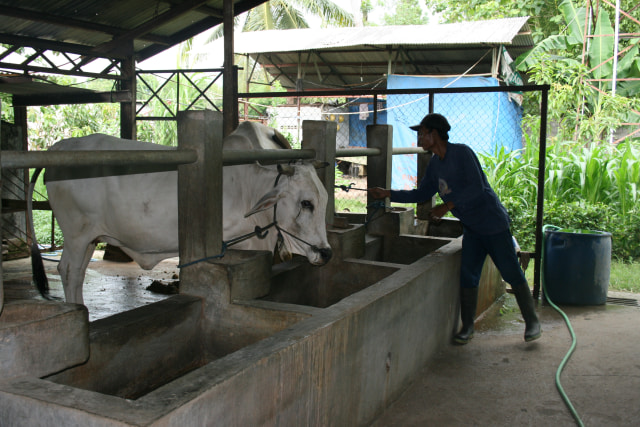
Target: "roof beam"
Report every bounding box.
[310,50,348,86]
[262,54,297,88]
[398,46,425,75]
[91,0,211,56]
[0,33,126,60]
[0,6,170,46]
[12,91,132,107]
[258,58,493,70]
[0,59,124,80]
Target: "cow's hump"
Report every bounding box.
[223,122,291,151]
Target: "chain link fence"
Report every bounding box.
[243,86,535,214]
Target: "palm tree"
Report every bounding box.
[244,0,354,30]
[177,0,354,96]
[206,0,354,43]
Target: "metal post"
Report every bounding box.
[533,87,549,300]
[120,44,136,140]
[223,0,238,136]
[373,94,378,125]
[1,98,3,314]
[610,0,621,144]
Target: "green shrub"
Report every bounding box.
[484,140,640,261]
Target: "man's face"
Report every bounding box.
[417,127,435,150]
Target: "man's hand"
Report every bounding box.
[429,203,452,223]
[368,187,390,200]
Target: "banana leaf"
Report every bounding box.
[615,40,640,97]
[589,8,614,82]
[559,0,586,45]
[515,35,571,70]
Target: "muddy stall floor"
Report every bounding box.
[2,250,179,322]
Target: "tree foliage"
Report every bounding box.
[378,0,428,26]
[424,0,566,42]
[207,0,354,42]
[516,0,640,143]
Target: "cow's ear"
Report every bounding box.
[244,189,284,217]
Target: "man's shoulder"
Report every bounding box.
[448,142,472,151]
[447,142,476,157]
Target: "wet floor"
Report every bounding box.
[2,250,178,321]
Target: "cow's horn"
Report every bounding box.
[277,163,295,176]
[313,160,330,169]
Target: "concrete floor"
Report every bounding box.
[370,291,640,427]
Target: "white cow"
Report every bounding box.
[29,121,332,304]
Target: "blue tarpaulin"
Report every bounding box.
[348,99,387,147]
[387,74,523,190]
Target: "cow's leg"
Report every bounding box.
[58,240,97,304]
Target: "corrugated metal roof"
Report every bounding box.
[234,17,533,54]
[0,1,267,64]
[0,0,267,103]
[230,17,533,90]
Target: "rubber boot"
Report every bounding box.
[512,284,542,342]
[453,287,478,345]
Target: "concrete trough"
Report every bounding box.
[0,219,506,427]
[0,113,504,425]
[262,224,453,308]
[0,300,89,379]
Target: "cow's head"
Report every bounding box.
[244,161,332,265]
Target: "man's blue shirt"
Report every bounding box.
[390,142,510,235]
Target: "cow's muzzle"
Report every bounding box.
[317,247,332,265]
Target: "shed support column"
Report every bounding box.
[302,120,336,226]
[366,125,393,210]
[0,102,3,314]
[177,110,224,266]
[223,0,238,136]
[120,50,136,140]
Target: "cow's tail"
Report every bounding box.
[27,167,51,299]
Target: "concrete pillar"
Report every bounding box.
[366,125,393,210]
[302,120,337,226]
[177,110,224,265]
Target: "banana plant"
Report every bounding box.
[517,0,640,143]
[516,0,639,95]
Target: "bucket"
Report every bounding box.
[543,226,612,305]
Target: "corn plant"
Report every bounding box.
[481,138,640,259]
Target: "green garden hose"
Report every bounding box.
[542,225,585,427]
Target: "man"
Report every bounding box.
[368,113,541,344]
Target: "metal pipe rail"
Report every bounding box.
[391,147,426,155]
[336,148,380,157]
[222,149,316,166]
[1,150,199,169]
[0,148,319,170]
[336,147,425,157]
[1,145,422,171]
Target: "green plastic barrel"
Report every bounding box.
[543,227,612,305]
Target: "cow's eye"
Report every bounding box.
[301,200,314,211]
